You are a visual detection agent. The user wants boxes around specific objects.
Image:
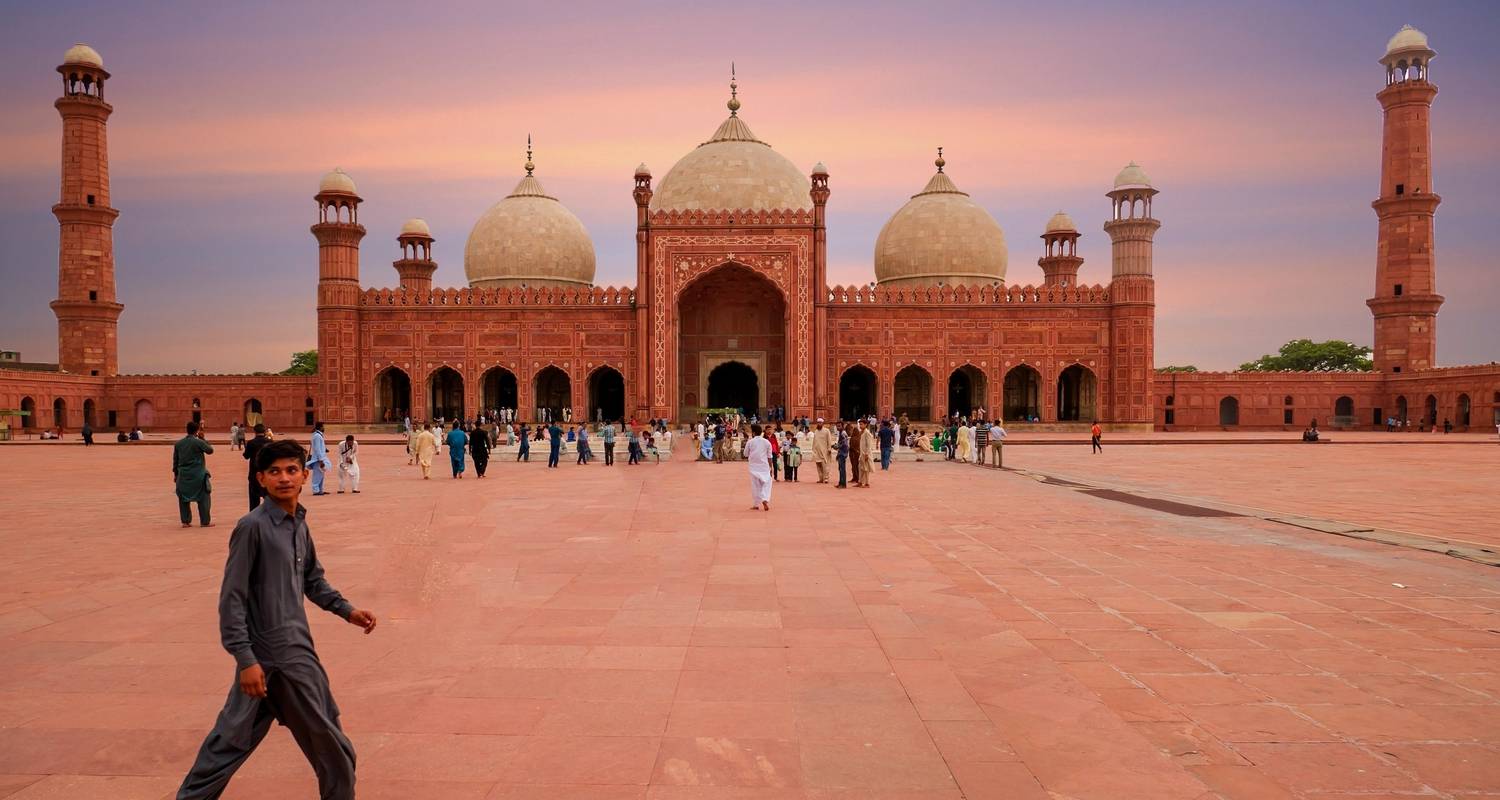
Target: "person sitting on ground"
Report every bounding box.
[130,427,143,441]
[117,430,130,443]
[1302,425,1319,442]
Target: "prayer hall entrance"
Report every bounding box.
[1003,365,1041,421]
[429,367,464,421]
[677,263,785,419]
[374,367,411,424]
[893,364,932,421]
[588,366,625,422]
[482,367,518,417]
[534,366,571,422]
[706,361,760,417]
[1057,364,1097,421]
[839,365,877,420]
[948,365,987,419]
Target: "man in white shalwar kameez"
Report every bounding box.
[744,424,773,511]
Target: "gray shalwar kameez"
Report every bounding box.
[177,502,358,800]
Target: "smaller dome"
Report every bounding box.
[635,162,651,177]
[63,44,102,68]
[400,218,431,237]
[812,161,828,176]
[1385,25,1431,57]
[1045,211,1077,233]
[318,167,358,195]
[1113,162,1152,189]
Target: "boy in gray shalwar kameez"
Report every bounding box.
[177,439,378,800]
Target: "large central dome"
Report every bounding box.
[650,83,811,213]
[464,152,596,289]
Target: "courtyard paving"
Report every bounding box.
[0,439,1497,799]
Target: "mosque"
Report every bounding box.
[2,27,1497,436]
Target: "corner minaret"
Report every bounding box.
[1368,25,1442,373]
[51,44,123,376]
[1104,163,1160,426]
[394,218,436,292]
[311,167,365,423]
[1038,211,1082,287]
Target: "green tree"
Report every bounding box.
[1238,339,1373,372]
[1156,365,1200,373]
[281,349,318,376]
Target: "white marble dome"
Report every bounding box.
[1045,211,1077,233]
[318,167,358,195]
[650,107,811,213]
[63,44,103,68]
[874,160,1007,288]
[464,170,596,289]
[1113,162,1152,190]
[400,218,431,237]
[1385,25,1431,57]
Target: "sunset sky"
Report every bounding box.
[1,1,1497,374]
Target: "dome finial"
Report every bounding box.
[727,62,741,116]
[524,133,535,176]
[935,147,945,173]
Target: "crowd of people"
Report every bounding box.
[400,415,671,478]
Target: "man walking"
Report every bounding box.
[174,421,214,528]
[988,419,1007,468]
[745,424,773,511]
[414,424,438,479]
[878,419,895,471]
[602,420,616,466]
[175,439,377,800]
[307,422,330,496]
[517,423,531,462]
[974,420,989,466]
[1090,420,1102,454]
[811,419,831,483]
[547,420,563,468]
[859,422,876,487]
[576,424,591,465]
[243,423,271,512]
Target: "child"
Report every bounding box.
[786,437,802,482]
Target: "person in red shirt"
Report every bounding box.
[1090,421,1102,454]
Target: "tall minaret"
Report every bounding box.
[1104,163,1159,425]
[311,168,365,423]
[1038,211,1082,287]
[51,44,123,376]
[1368,25,1442,373]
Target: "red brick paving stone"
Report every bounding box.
[1381,743,1500,793]
[5,445,1500,797]
[1186,765,1297,800]
[651,738,803,788]
[1129,721,1252,766]
[947,762,1049,799]
[2,776,180,799]
[1233,743,1424,793]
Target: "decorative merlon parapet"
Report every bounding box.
[360,285,637,307]
[647,208,816,227]
[825,283,1111,306]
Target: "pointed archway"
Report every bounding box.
[839,365,877,420]
[534,366,571,421]
[892,364,932,421]
[707,361,759,416]
[375,367,412,423]
[588,366,626,422]
[677,263,786,420]
[1056,365,1097,421]
[482,367,518,416]
[1003,365,1041,421]
[947,365,986,419]
[428,367,464,421]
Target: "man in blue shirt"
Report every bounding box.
[547,422,563,468]
[307,422,330,496]
[878,419,896,470]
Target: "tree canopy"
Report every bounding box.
[1238,339,1373,372]
[1155,365,1200,373]
[281,349,318,376]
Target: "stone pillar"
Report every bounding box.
[1104,166,1160,426]
[311,169,366,424]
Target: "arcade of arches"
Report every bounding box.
[678,264,785,418]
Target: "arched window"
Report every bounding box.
[20,396,35,429]
[134,398,156,429]
[53,398,67,429]
[1456,394,1470,427]
[243,398,264,427]
[1334,396,1355,420]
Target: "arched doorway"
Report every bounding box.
[243,398,263,427]
[481,367,518,417]
[53,398,67,428]
[839,365,878,420]
[1395,395,1408,423]
[1003,365,1041,421]
[1456,394,1470,427]
[588,366,625,422]
[20,396,35,429]
[1219,397,1240,426]
[429,367,464,421]
[1424,394,1438,428]
[948,365,987,419]
[533,366,571,421]
[1334,396,1355,425]
[134,398,155,429]
[1056,365,1097,421]
[707,361,759,416]
[375,367,412,423]
[83,399,96,428]
[677,263,786,421]
[892,365,932,421]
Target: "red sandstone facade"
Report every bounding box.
[3,33,1498,437]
